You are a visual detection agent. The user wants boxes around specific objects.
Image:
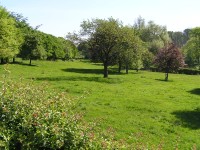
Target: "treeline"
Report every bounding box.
[72,17,200,77]
[0,6,78,65]
[1,5,200,74]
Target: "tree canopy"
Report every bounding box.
[154,43,185,81]
[78,18,148,77]
[0,6,22,63]
[183,27,200,68]
[0,6,78,65]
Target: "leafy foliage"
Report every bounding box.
[0,7,78,64]
[80,18,122,77]
[134,17,171,54]
[0,6,22,63]
[0,76,83,149]
[178,68,200,75]
[117,26,146,73]
[154,43,185,80]
[20,30,46,65]
[0,72,130,149]
[183,27,200,68]
[168,30,189,48]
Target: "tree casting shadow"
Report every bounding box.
[36,76,121,84]
[155,79,173,82]
[188,88,200,96]
[0,61,37,67]
[62,68,119,75]
[12,61,37,67]
[62,68,103,74]
[172,109,200,129]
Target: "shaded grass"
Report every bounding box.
[188,88,200,96]
[172,110,200,129]
[0,59,200,149]
[36,76,122,84]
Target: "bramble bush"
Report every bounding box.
[0,72,127,149]
[0,76,85,149]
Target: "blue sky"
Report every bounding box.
[1,0,200,37]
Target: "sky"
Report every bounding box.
[1,0,200,37]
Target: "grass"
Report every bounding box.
[1,59,200,149]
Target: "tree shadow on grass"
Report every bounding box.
[62,68,119,75]
[62,68,103,74]
[91,63,103,66]
[12,61,37,67]
[172,109,200,129]
[0,61,37,67]
[155,79,174,82]
[36,76,121,84]
[188,88,200,96]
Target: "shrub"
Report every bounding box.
[0,76,87,149]
[0,74,129,149]
[178,68,200,75]
[150,66,159,72]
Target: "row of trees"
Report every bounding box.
[72,17,200,79]
[77,18,147,77]
[0,6,78,65]
[74,17,181,78]
[1,5,200,78]
[183,27,200,69]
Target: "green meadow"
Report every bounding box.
[1,59,200,149]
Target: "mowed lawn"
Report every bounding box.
[0,59,200,149]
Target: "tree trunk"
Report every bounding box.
[165,73,168,81]
[165,67,169,81]
[103,63,108,78]
[1,58,3,64]
[125,62,129,74]
[5,58,9,63]
[13,58,15,63]
[118,61,122,73]
[198,57,200,70]
[29,58,32,65]
[14,141,22,150]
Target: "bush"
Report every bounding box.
[150,67,200,75]
[178,68,200,75]
[150,66,159,72]
[0,74,130,149]
[0,77,87,149]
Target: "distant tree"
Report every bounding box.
[134,18,171,54]
[66,32,80,46]
[42,34,56,60]
[154,43,184,81]
[168,31,188,48]
[133,16,145,36]
[58,37,78,60]
[182,40,197,68]
[42,34,64,60]
[0,6,22,64]
[20,30,46,65]
[78,41,90,59]
[142,49,154,69]
[183,27,200,68]
[117,26,145,73]
[80,18,121,78]
[183,28,191,41]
